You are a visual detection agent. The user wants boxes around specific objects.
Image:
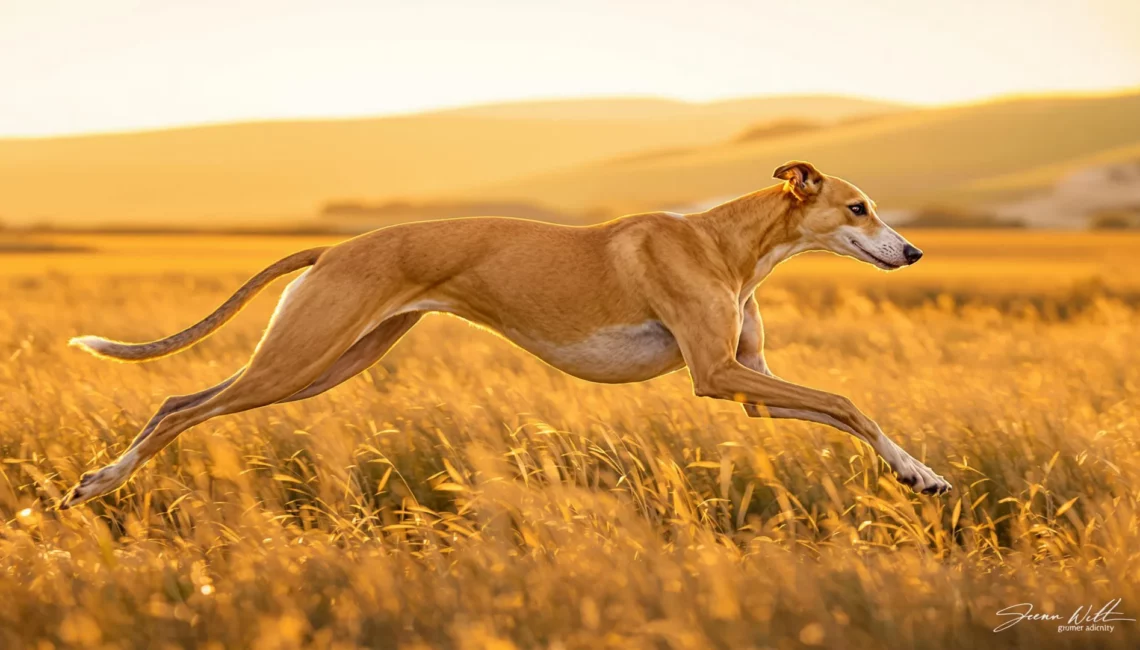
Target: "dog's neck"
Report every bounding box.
[692,185,816,291]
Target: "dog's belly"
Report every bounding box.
[508,320,686,384]
[392,298,686,384]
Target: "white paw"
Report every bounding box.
[59,464,131,509]
[891,454,952,495]
[875,435,952,496]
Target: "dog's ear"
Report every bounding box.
[773,160,823,200]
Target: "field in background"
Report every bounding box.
[1,233,1139,648]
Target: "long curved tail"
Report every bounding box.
[69,246,329,362]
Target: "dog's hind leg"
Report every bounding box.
[94,312,419,500]
[60,270,385,509]
[122,311,420,458]
[126,368,246,452]
[280,313,420,403]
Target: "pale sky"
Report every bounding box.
[2,0,1138,137]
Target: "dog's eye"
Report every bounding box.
[848,202,866,216]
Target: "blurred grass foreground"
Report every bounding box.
[1,232,1139,649]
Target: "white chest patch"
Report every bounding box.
[516,320,684,384]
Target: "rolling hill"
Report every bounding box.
[0,96,903,227]
[439,95,907,122]
[461,92,1140,223]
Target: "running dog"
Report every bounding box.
[61,160,951,509]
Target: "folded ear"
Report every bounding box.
[773,160,823,200]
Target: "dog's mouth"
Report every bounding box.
[850,239,902,270]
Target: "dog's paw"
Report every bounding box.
[892,456,952,495]
[58,466,128,510]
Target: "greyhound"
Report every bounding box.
[61,160,950,509]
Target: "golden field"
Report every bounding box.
[1,231,1139,649]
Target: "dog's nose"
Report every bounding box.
[903,244,923,265]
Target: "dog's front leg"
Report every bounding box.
[736,295,780,419]
[714,363,950,494]
[673,296,950,495]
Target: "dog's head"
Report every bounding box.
[774,161,922,270]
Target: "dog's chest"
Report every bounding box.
[519,320,685,384]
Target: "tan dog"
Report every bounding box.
[61,161,950,509]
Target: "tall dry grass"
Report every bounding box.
[1,238,1139,649]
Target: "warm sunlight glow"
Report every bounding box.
[2,0,1139,136]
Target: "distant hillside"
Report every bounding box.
[322,199,579,228]
[734,119,824,143]
[462,92,1140,225]
[439,95,907,122]
[0,96,905,227]
[991,158,1140,228]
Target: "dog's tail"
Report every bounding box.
[69,247,330,362]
